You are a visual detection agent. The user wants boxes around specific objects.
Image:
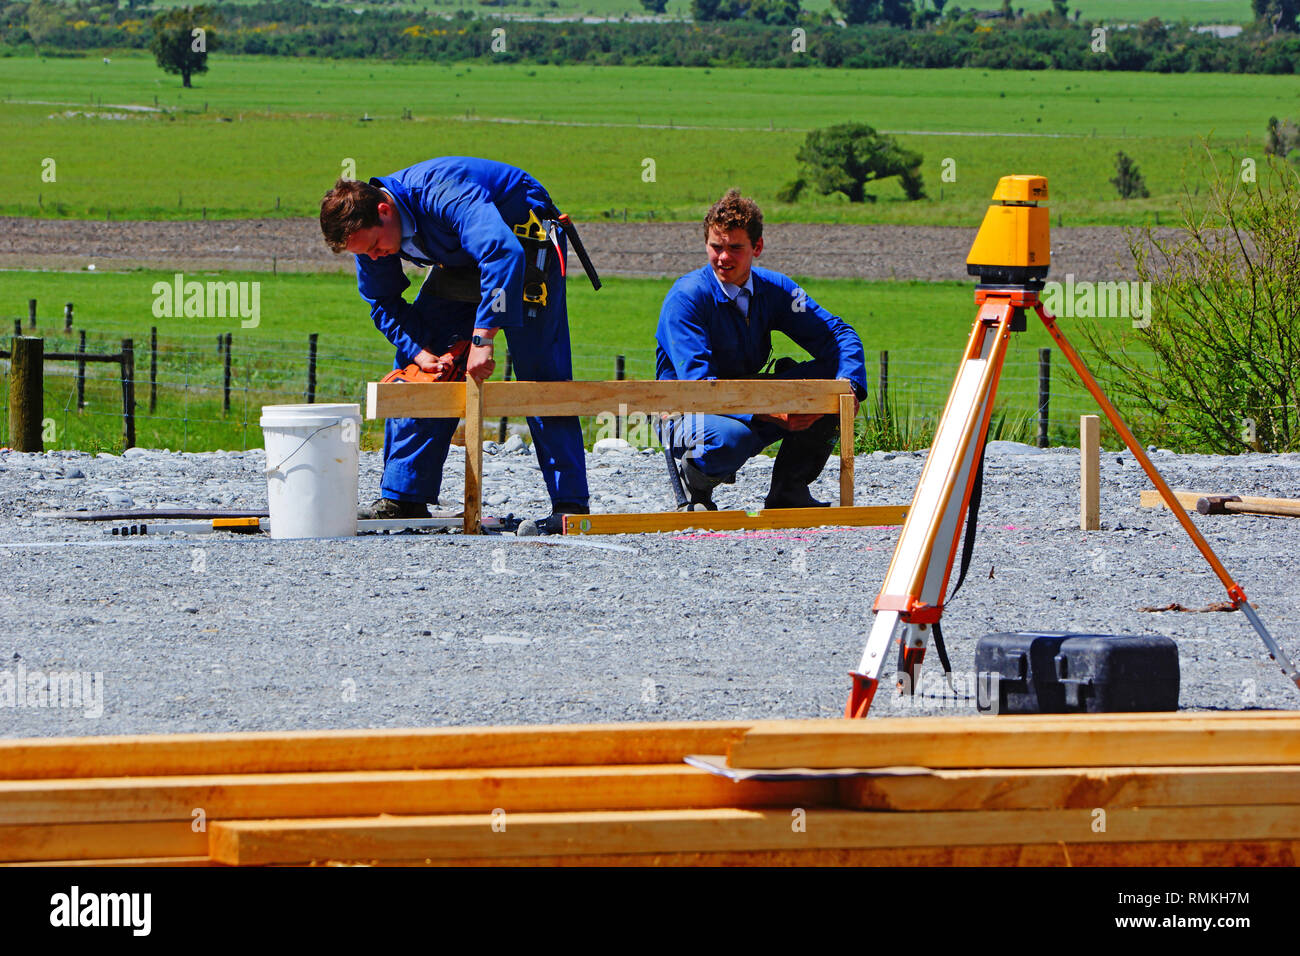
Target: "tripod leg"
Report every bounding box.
[847,300,1017,718]
[1037,302,1300,693]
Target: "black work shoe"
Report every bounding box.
[517,505,589,537]
[763,486,831,509]
[359,497,431,520]
[679,458,726,511]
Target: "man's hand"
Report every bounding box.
[757,412,823,431]
[466,328,497,383]
[412,349,447,375]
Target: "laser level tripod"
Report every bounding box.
[845,176,1300,718]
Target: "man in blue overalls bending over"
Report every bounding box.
[320,157,589,535]
[656,189,868,511]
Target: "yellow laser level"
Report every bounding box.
[965,174,1051,287]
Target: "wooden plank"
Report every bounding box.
[209,804,1300,865]
[838,393,855,507]
[367,379,853,421]
[463,372,484,534]
[286,841,1300,868]
[1140,489,1300,512]
[0,765,835,826]
[0,820,206,863]
[727,715,1300,769]
[838,764,1300,812]
[563,505,907,536]
[1080,414,1099,530]
[2,856,216,868]
[0,721,754,780]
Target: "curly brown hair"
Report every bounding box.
[319,179,386,253]
[703,188,763,245]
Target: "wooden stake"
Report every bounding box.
[463,372,483,534]
[1080,413,1099,530]
[839,392,855,506]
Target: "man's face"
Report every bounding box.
[706,226,762,288]
[344,203,403,260]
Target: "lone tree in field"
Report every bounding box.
[787,123,925,203]
[640,0,668,13]
[1265,116,1300,158]
[150,6,215,88]
[1079,151,1300,453]
[1111,151,1150,199]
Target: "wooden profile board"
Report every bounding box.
[208,804,1300,865]
[725,715,1300,770]
[367,379,858,533]
[563,504,907,535]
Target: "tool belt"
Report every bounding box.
[418,209,559,315]
[513,209,557,312]
[379,338,471,385]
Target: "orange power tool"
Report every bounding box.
[379,339,471,385]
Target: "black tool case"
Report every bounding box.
[975,632,1179,714]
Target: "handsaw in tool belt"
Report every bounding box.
[379,339,471,384]
[555,212,601,292]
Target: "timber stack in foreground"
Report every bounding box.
[2,713,1299,866]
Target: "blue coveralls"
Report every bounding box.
[355,157,589,510]
[655,265,868,478]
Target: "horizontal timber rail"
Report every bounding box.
[367,378,858,534]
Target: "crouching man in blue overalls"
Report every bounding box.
[656,189,868,511]
[320,157,589,535]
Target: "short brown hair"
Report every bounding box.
[320,178,386,253]
[703,188,762,245]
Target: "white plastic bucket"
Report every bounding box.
[259,403,362,539]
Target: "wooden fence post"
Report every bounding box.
[149,326,158,413]
[76,331,87,410]
[64,302,73,333]
[8,336,44,452]
[27,299,36,330]
[120,338,135,451]
[615,354,625,438]
[1037,348,1051,448]
[306,333,318,404]
[223,332,233,414]
[877,351,889,420]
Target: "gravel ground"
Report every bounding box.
[2,440,1298,738]
[0,217,1157,281]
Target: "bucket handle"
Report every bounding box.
[264,422,343,475]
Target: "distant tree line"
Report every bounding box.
[4,0,1299,74]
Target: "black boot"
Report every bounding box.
[517,503,590,536]
[763,415,837,509]
[359,497,432,520]
[678,457,730,512]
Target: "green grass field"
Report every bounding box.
[2,54,1291,225]
[2,267,1109,452]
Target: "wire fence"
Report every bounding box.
[0,324,1103,454]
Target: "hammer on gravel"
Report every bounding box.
[1197,495,1300,519]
